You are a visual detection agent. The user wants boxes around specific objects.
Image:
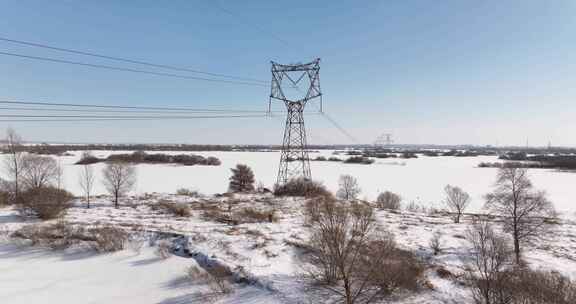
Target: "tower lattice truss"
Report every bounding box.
[269,58,322,185]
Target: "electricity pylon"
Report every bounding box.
[374,133,393,148]
[269,58,322,185]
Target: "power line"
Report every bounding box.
[213,1,291,47]
[0,36,267,83]
[0,51,268,87]
[0,106,268,114]
[321,112,359,143]
[0,100,267,112]
[0,114,270,119]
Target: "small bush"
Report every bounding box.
[469,268,576,304]
[429,231,442,255]
[155,239,172,259]
[156,200,191,217]
[11,221,88,250]
[90,226,128,252]
[376,191,402,210]
[234,207,276,223]
[343,156,374,164]
[17,186,74,220]
[187,265,233,294]
[506,269,576,304]
[273,178,332,198]
[176,188,199,197]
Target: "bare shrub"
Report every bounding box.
[0,178,13,206]
[306,198,422,303]
[503,269,576,304]
[376,191,402,210]
[234,207,276,223]
[336,174,361,201]
[155,239,172,259]
[484,167,556,264]
[11,221,87,250]
[17,186,74,219]
[90,226,128,252]
[156,200,191,217]
[176,188,199,197]
[429,231,442,255]
[187,265,233,294]
[443,184,471,223]
[228,164,255,193]
[274,177,332,198]
[102,162,136,208]
[405,201,424,213]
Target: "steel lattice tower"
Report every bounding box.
[269,58,322,185]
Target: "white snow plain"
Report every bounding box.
[1,150,574,215]
[1,194,575,304]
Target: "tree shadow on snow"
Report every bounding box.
[0,243,99,262]
[130,256,164,266]
[161,275,192,290]
[156,292,216,304]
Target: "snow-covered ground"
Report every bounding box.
[1,150,574,215]
[1,193,575,303]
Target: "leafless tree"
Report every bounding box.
[465,219,513,304]
[78,164,95,208]
[102,162,136,208]
[376,191,402,210]
[21,154,60,190]
[306,198,422,304]
[484,167,555,264]
[443,185,471,223]
[336,174,361,201]
[55,158,64,190]
[3,128,24,200]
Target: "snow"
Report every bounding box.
[0,244,198,304]
[1,193,575,303]
[0,149,575,303]
[1,150,574,215]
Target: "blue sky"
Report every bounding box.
[0,0,575,146]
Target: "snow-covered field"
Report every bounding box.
[1,193,575,303]
[1,150,574,215]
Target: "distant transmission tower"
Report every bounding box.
[374,133,394,148]
[269,58,322,185]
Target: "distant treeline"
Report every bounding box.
[76,151,221,166]
[479,153,576,170]
[3,143,372,155]
[343,149,494,159]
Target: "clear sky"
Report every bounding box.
[0,0,575,146]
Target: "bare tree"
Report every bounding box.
[306,198,422,304]
[465,219,513,304]
[55,158,64,190]
[102,162,136,208]
[3,128,24,201]
[443,185,471,223]
[228,164,255,192]
[376,191,402,210]
[21,155,60,190]
[78,163,95,208]
[484,167,555,264]
[336,174,361,201]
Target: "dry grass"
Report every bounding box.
[233,207,276,223]
[153,200,191,217]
